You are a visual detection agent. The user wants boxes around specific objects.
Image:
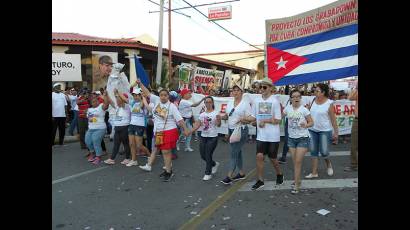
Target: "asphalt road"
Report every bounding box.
[52,136,357,230]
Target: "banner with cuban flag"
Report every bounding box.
[265,0,358,86]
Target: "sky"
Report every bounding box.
[52,0,337,54]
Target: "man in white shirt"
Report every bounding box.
[52,83,69,147]
[68,89,79,136]
[178,88,205,152]
[244,78,284,190]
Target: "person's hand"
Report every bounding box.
[300,121,307,128]
[332,132,338,141]
[259,121,265,128]
[251,121,257,126]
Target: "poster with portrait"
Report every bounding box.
[91,51,118,91]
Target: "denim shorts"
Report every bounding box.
[128,125,145,137]
[309,130,332,158]
[288,137,310,149]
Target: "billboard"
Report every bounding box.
[208,5,232,21]
[52,53,82,82]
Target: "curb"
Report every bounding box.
[54,136,79,144]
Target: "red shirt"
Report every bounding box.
[77,96,90,119]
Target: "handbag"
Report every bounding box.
[155,103,170,146]
[229,126,242,143]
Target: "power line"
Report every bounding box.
[180,0,263,51]
[221,54,265,62]
[149,0,240,13]
[146,0,191,18]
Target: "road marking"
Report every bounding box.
[52,166,109,185]
[283,151,350,157]
[238,178,358,192]
[178,168,257,230]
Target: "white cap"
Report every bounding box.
[132,87,142,95]
[53,83,63,88]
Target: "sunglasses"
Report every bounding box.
[229,108,235,116]
[259,85,269,90]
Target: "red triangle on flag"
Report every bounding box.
[267,46,308,83]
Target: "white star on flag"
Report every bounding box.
[275,56,288,70]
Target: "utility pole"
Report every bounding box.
[168,0,172,83]
[156,0,165,86]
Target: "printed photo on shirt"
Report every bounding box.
[154,104,168,119]
[258,102,272,115]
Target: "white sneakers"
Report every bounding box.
[203,175,212,181]
[185,147,194,152]
[126,160,138,167]
[104,159,115,165]
[176,144,180,151]
[327,167,334,176]
[139,164,152,172]
[121,159,131,165]
[305,173,319,179]
[212,162,220,174]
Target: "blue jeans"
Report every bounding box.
[281,118,289,158]
[309,130,332,158]
[85,129,106,156]
[183,118,192,148]
[228,126,249,173]
[69,110,78,135]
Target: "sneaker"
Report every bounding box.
[176,144,180,151]
[221,177,233,185]
[92,157,101,165]
[211,162,220,174]
[232,173,246,181]
[251,180,265,190]
[291,188,300,194]
[126,160,138,167]
[276,174,284,185]
[87,153,95,162]
[305,173,319,179]
[163,171,174,182]
[139,164,152,172]
[203,174,212,181]
[121,159,131,165]
[159,170,167,178]
[278,157,286,164]
[344,166,358,172]
[327,167,334,176]
[185,147,194,152]
[104,159,115,165]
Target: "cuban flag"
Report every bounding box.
[267,23,358,85]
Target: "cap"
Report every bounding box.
[180,88,192,97]
[260,77,273,86]
[131,87,142,95]
[53,83,63,89]
[232,82,243,91]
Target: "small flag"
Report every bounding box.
[134,54,149,87]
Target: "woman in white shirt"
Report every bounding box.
[136,79,191,182]
[85,91,111,164]
[283,89,314,194]
[190,96,222,181]
[104,89,132,165]
[306,83,339,179]
[220,83,252,185]
[125,87,150,167]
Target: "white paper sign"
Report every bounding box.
[52,53,82,82]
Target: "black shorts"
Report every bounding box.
[256,141,280,159]
[128,125,145,137]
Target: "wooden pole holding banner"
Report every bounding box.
[156,0,164,87]
[168,0,172,84]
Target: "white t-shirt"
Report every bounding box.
[199,110,219,137]
[129,98,147,127]
[178,99,193,118]
[150,95,183,132]
[87,104,107,130]
[112,105,131,127]
[52,92,68,118]
[309,99,333,132]
[227,99,252,130]
[68,95,79,111]
[284,105,310,138]
[251,95,282,142]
